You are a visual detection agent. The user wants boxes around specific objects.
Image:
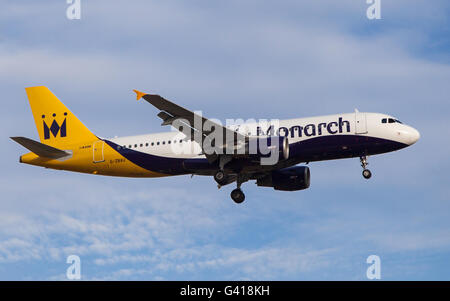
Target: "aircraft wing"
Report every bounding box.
[134,90,246,161]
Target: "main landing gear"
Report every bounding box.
[230,188,245,204]
[214,169,245,203]
[214,170,227,186]
[215,170,246,203]
[214,155,232,186]
[230,173,248,204]
[360,155,372,179]
[214,156,248,204]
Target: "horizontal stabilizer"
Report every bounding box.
[10,136,70,159]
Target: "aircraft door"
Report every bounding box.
[93,140,105,163]
[355,112,368,134]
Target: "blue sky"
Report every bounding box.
[0,0,449,280]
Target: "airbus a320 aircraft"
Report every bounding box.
[11,87,420,203]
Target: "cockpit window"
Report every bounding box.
[382,118,402,124]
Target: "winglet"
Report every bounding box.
[133,89,146,101]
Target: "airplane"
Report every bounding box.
[11,86,420,203]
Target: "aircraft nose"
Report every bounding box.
[408,127,420,145]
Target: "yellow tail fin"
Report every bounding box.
[25,86,97,148]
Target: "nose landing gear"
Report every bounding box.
[360,155,372,179]
[362,169,372,179]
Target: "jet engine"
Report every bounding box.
[257,166,310,191]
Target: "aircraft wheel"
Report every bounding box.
[362,169,372,179]
[214,170,227,185]
[230,188,245,204]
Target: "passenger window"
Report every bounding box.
[157,142,160,145]
[162,141,165,145]
[151,142,154,146]
[128,145,131,148]
[145,143,148,147]
[179,140,183,143]
[168,140,171,144]
[134,144,137,148]
[140,144,143,147]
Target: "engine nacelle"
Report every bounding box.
[257,166,310,191]
[202,135,289,166]
[246,136,289,163]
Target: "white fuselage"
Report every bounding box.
[109,112,420,162]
